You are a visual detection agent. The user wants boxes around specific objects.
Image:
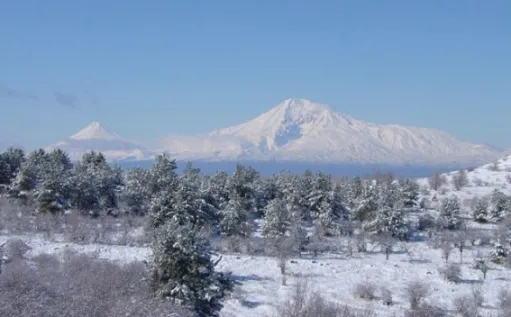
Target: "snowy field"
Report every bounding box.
[3,214,510,317]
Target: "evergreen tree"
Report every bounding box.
[219,192,251,237]
[70,151,123,216]
[209,171,230,211]
[35,149,74,213]
[228,164,259,214]
[11,149,49,192]
[151,220,233,317]
[150,153,178,195]
[314,184,349,236]
[352,183,378,222]
[472,197,489,223]
[490,189,509,220]
[307,172,332,218]
[262,197,290,237]
[397,179,419,208]
[0,147,25,185]
[123,167,152,215]
[439,195,462,230]
[365,205,408,240]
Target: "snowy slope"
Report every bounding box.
[417,154,511,209]
[45,122,156,162]
[161,99,504,165]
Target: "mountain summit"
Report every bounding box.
[69,121,121,141]
[162,98,503,165]
[46,122,155,161]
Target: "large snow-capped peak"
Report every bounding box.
[46,122,155,162]
[161,98,504,165]
[209,98,356,148]
[70,121,121,141]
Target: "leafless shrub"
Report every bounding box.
[470,285,484,307]
[439,263,462,283]
[405,280,430,310]
[453,295,479,317]
[353,281,377,301]
[2,238,31,262]
[275,281,374,317]
[380,287,393,306]
[0,252,192,317]
[404,303,447,317]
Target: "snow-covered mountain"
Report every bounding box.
[161,98,504,165]
[45,122,156,161]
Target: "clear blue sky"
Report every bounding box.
[1,0,510,150]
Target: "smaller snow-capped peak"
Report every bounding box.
[70,121,121,141]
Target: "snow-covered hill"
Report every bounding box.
[161,98,504,165]
[45,122,156,162]
[417,154,511,209]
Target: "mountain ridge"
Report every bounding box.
[42,98,506,165]
[161,98,503,165]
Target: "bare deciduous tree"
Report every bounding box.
[429,232,455,263]
[428,172,447,191]
[452,170,468,191]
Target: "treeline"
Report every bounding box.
[0,147,424,239]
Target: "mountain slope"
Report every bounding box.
[45,122,155,161]
[161,98,504,165]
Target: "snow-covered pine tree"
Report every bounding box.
[397,179,419,208]
[314,184,349,236]
[0,147,25,185]
[228,164,259,214]
[122,167,152,215]
[346,176,363,210]
[70,151,123,216]
[150,153,178,195]
[307,172,332,219]
[352,183,378,223]
[219,192,251,237]
[151,219,233,317]
[439,195,462,230]
[11,148,49,193]
[262,197,290,237]
[365,204,408,240]
[472,197,489,223]
[35,149,74,213]
[209,171,230,211]
[490,189,509,221]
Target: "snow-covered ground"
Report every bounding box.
[3,224,509,317]
[417,154,511,207]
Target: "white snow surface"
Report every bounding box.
[45,122,157,161]
[3,226,510,317]
[161,98,504,165]
[417,154,511,205]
